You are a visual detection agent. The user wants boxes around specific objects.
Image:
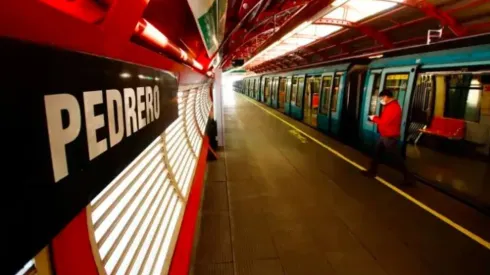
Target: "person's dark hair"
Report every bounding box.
[379,89,393,98]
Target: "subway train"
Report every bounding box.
[238,36,490,213]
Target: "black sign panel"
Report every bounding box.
[1,38,178,274]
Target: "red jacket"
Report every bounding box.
[372,100,402,138]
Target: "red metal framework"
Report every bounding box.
[219,0,331,68]
[0,0,210,82]
[249,0,490,73]
[315,18,394,49]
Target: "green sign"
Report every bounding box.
[187,0,227,57]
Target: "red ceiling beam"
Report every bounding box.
[417,1,466,36]
[315,18,394,48]
[250,0,487,73]
[231,2,307,57]
[238,0,260,19]
[211,0,266,62]
[383,0,466,36]
[444,0,489,14]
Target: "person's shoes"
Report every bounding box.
[361,170,376,178]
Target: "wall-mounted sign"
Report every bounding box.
[187,0,227,56]
[2,38,178,275]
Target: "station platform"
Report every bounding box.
[192,92,490,275]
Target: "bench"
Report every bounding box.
[417,116,465,142]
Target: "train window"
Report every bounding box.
[296,77,305,107]
[443,74,484,122]
[291,77,298,104]
[369,74,382,115]
[321,76,333,113]
[330,74,342,112]
[384,73,409,99]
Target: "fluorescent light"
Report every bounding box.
[192,60,203,70]
[139,19,169,48]
[245,0,399,68]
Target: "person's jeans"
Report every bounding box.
[368,136,409,178]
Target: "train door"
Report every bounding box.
[264,78,271,104]
[360,66,417,150]
[329,72,345,135]
[255,78,261,100]
[303,76,321,127]
[272,77,280,108]
[260,77,266,102]
[270,77,276,107]
[317,72,334,133]
[291,75,306,120]
[284,76,293,115]
[341,66,367,143]
[380,67,417,146]
[405,74,434,143]
[249,79,254,97]
[278,77,287,112]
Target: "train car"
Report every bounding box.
[247,62,368,141]
[242,41,490,211]
[362,44,490,210]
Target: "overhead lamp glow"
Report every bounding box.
[120,72,131,79]
[192,60,203,70]
[245,0,399,69]
[139,19,169,48]
[369,54,383,59]
[180,49,188,61]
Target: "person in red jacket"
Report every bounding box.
[363,89,414,185]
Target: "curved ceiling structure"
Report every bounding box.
[31,0,490,75]
[217,0,490,73]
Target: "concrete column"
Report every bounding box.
[213,68,224,147]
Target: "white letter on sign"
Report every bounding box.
[44,94,81,183]
[153,85,160,119]
[136,87,147,129]
[106,89,124,147]
[124,88,137,137]
[84,90,108,160]
[146,86,154,123]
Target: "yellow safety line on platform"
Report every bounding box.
[239,94,490,250]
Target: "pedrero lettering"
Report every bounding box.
[44,85,161,183]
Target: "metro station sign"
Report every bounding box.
[2,37,178,274]
[187,0,227,56]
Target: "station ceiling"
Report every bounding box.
[31,0,490,76]
[219,0,490,73]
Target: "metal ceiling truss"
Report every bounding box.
[382,0,466,36]
[253,0,486,73]
[314,18,393,48]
